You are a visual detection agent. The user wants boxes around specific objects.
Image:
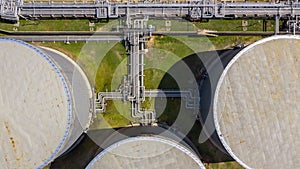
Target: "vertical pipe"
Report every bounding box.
[140,39,144,91]
[263,19,267,32]
[132,32,136,98]
[135,32,140,100]
[293,22,296,35]
[275,15,279,35]
[126,7,130,28]
[140,37,145,101]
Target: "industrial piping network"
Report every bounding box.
[3,0,300,22]
[94,14,200,124]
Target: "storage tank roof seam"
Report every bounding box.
[0,38,73,169]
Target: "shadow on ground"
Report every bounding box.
[155,48,243,162]
[50,48,243,168]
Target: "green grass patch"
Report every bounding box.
[94,42,127,92]
[143,36,194,89]
[0,22,15,31]
[208,36,263,49]
[147,19,276,32]
[91,100,135,129]
[0,19,108,31]
[195,19,275,32]
[152,36,194,58]
[140,97,154,110]
[32,42,85,59]
[77,42,147,129]
[207,162,244,169]
[148,19,197,32]
[0,18,277,32]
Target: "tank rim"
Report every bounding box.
[213,35,300,169]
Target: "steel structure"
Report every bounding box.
[2,0,300,21]
[0,0,21,21]
[94,14,199,124]
[95,15,157,124]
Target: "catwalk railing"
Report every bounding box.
[2,0,300,21]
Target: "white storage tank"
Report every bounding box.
[86,135,206,169]
[86,126,206,169]
[214,35,300,169]
[0,38,92,169]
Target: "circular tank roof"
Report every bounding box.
[214,35,300,169]
[0,39,72,168]
[86,136,205,169]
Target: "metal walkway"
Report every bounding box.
[2,0,300,21]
